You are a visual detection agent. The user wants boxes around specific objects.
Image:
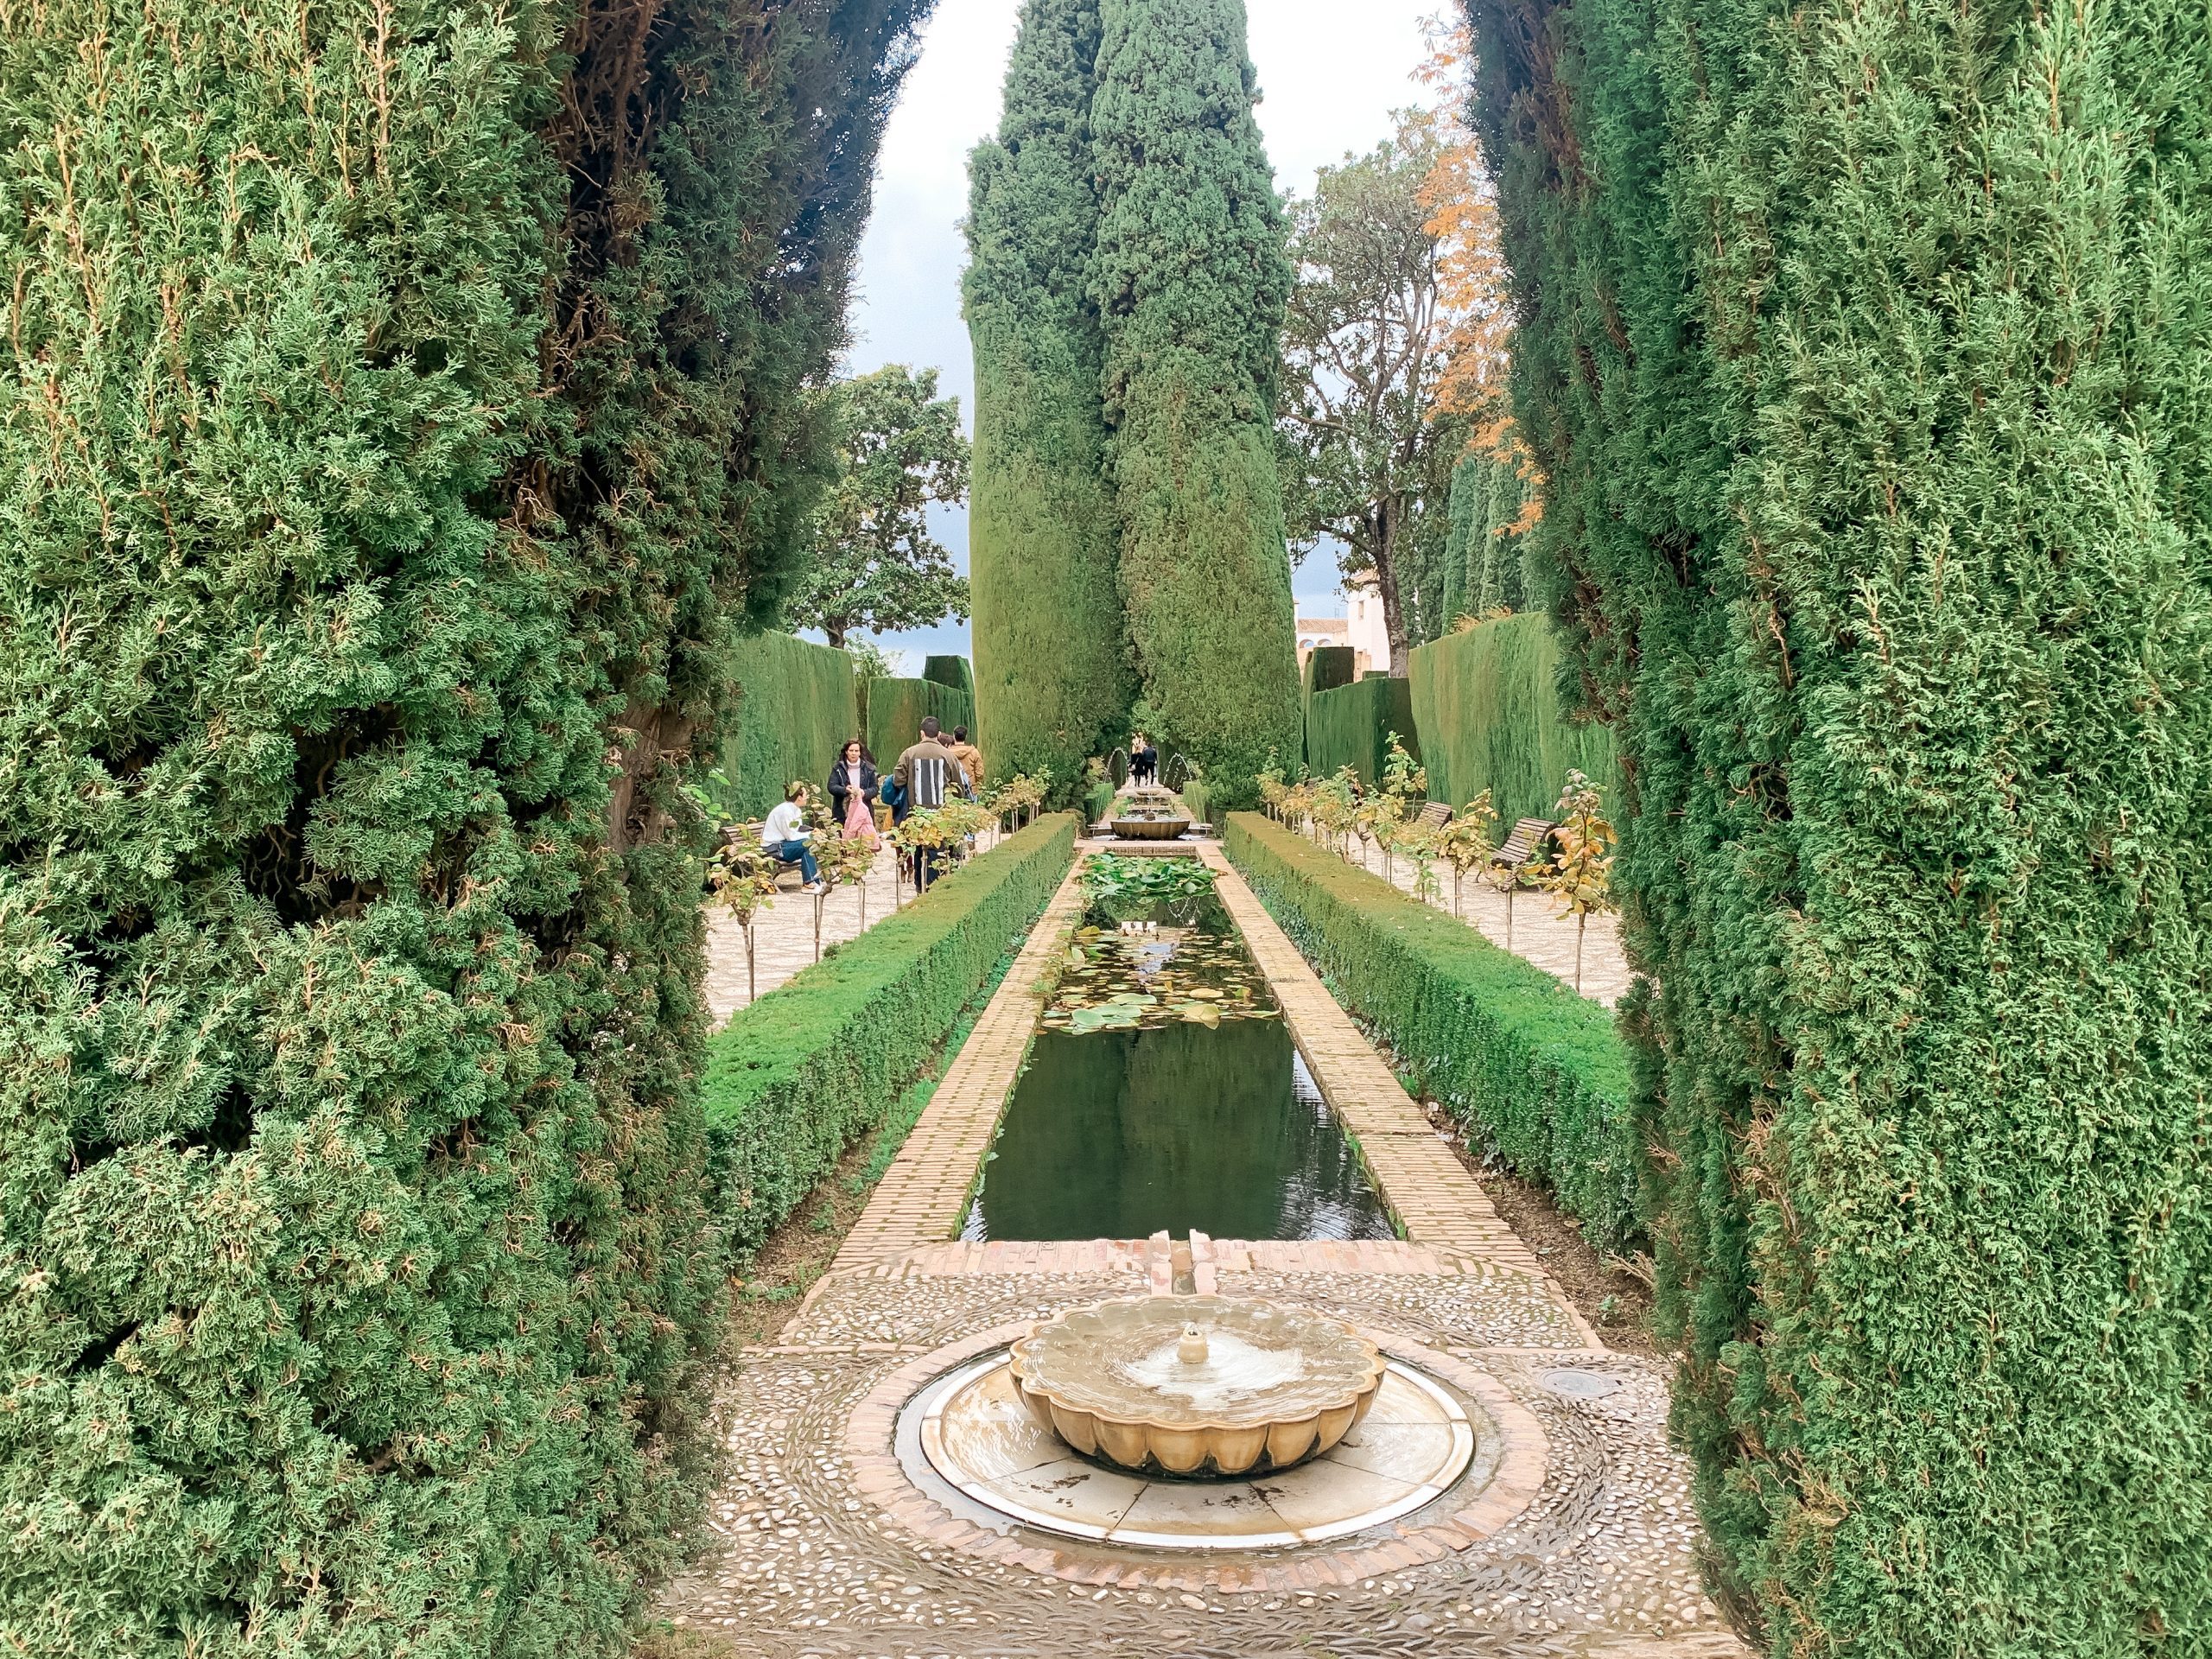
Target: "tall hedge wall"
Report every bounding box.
[0,0,930,1654]
[1225,815,1637,1247]
[702,815,1076,1255]
[1092,0,1302,810]
[1304,677,1418,789]
[964,0,1136,792]
[720,632,860,817]
[922,653,976,709]
[863,675,975,766]
[1438,451,1535,626]
[1465,0,2212,1647]
[1300,644,1357,706]
[1407,614,1618,823]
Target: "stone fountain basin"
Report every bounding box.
[1008,1296,1386,1478]
[1109,817,1192,841]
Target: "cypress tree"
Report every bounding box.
[0,0,928,1651]
[1466,0,2212,1649]
[965,0,1136,790]
[1091,0,1300,806]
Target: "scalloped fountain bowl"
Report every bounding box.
[1007,1296,1386,1478]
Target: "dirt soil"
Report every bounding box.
[724,1113,909,1349]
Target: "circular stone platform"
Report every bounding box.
[906,1351,1482,1549]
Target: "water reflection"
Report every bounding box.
[964,1014,1395,1244]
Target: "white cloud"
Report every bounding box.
[840,0,1440,657]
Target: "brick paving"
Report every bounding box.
[703,824,1015,1027]
[1317,830,1635,1007]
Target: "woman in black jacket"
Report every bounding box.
[828,739,880,844]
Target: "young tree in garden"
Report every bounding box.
[784,365,970,647]
[1092,0,1301,809]
[1535,770,1615,994]
[1278,111,1471,662]
[965,0,1136,794]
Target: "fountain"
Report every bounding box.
[1106,785,1197,842]
[1008,1296,1386,1477]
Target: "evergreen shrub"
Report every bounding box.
[1304,677,1419,788]
[964,0,1136,791]
[1407,614,1617,823]
[1224,815,1637,1247]
[1466,0,2212,1643]
[922,654,976,708]
[1301,645,1357,703]
[0,0,931,1649]
[721,632,861,816]
[702,815,1076,1255]
[1091,0,1301,808]
[864,677,974,766]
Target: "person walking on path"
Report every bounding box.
[760,782,824,892]
[946,726,983,798]
[828,739,879,846]
[893,718,969,893]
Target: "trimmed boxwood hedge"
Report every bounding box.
[1305,675,1418,788]
[721,630,861,817]
[1406,613,1618,823]
[862,675,975,766]
[1224,813,1637,1248]
[702,814,1076,1257]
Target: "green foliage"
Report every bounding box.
[964,0,1136,790]
[864,677,975,769]
[1279,114,1469,655]
[701,816,1077,1257]
[781,364,970,648]
[1438,449,1535,626]
[1300,645,1357,720]
[1224,815,1637,1247]
[718,631,862,817]
[1091,0,1301,810]
[1465,0,2212,1643]
[1305,677,1420,789]
[1079,852,1217,920]
[1406,613,1617,823]
[0,0,931,1650]
[922,654,976,705]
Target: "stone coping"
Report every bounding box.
[846,1316,1552,1593]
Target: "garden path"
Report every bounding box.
[702,825,1014,1027]
[1328,836,1634,1007]
[655,842,1742,1658]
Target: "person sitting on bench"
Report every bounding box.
[760,782,824,893]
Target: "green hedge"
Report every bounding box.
[1301,644,1356,702]
[1305,676,1418,788]
[922,654,976,710]
[1224,814,1637,1248]
[702,814,1076,1256]
[863,675,975,765]
[1406,613,1617,822]
[720,631,860,817]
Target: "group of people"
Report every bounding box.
[758,717,982,894]
[1128,732,1160,785]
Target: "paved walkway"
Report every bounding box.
[1303,830,1634,1007]
[657,837,1742,1658]
[702,824,1014,1027]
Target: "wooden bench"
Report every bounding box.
[1490,817,1557,883]
[1413,801,1454,831]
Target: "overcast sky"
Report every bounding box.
[824,0,1442,667]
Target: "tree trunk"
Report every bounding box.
[824,622,847,648]
[1371,506,1412,677]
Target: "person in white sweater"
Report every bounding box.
[760,782,823,892]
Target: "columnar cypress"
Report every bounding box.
[0,0,926,1652]
[1091,0,1300,806]
[1466,0,2212,1649]
[965,0,1136,789]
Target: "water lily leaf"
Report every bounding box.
[1180,1003,1221,1027]
[1185,988,1224,1000]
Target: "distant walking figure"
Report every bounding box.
[893,717,971,892]
[828,739,879,848]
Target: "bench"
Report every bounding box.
[1413,801,1454,831]
[1490,817,1557,883]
